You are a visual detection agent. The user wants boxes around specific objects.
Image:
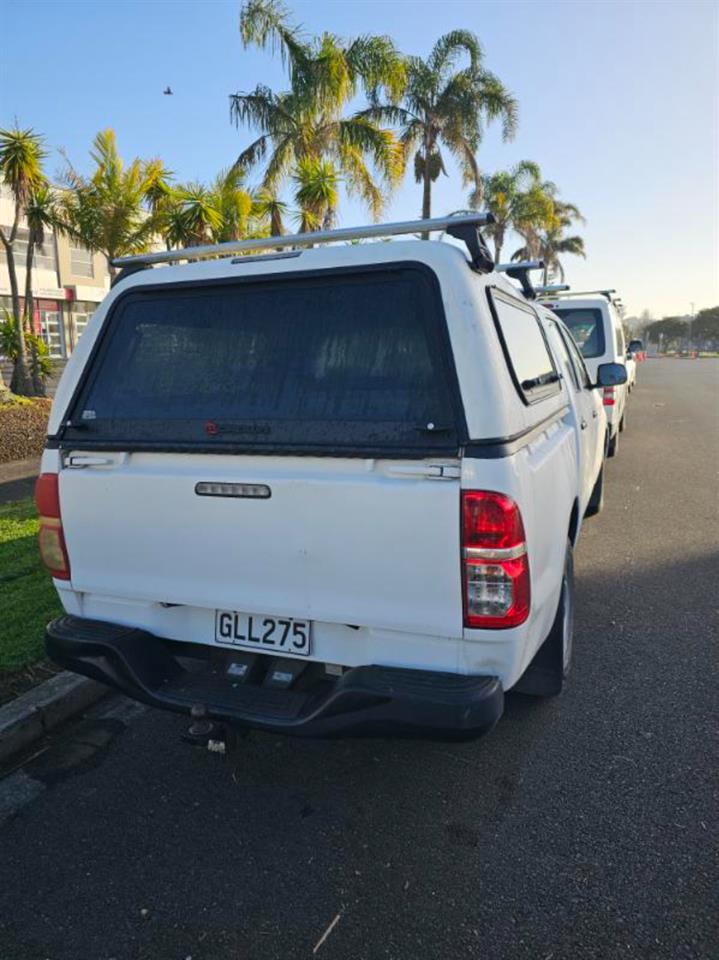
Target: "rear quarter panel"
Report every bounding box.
[462,412,577,685]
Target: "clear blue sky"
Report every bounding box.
[3,0,718,317]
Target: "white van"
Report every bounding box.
[540,293,629,456]
[37,216,625,740]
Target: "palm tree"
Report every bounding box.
[252,188,289,238]
[292,158,341,232]
[230,0,405,224]
[476,161,543,263]
[161,184,223,249]
[59,129,170,278]
[510,176,561,261]
[361,31,517,231]
[512,201,586,284]
[209,168,253,242]
[23,185,61,395]
[239,0,406,111]
[157,170,254,250]
[0,126,47,395]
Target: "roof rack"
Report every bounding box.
[538,288,617,301]
[111,213,495,273]
[495,260,545,299]
[535,283,570,295]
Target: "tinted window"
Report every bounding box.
[553,307,606,358]
[549,321,580,390]
[67,268,460,454]
[559,324,592,387]
[491,292,559,401]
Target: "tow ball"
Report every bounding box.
[183,704,226,753]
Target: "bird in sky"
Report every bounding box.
[163,86,173,95]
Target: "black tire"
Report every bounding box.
[619,409,627,433]
[607,425,619,458]
[584,461,605,518]
[513,540,574,697]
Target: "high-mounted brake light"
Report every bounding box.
[603,386,616,407]
[34,473,71,580]
[462,491,530,629]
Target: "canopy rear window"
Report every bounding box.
[64,266,462,455]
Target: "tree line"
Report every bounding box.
[641,308,719,352]
[1,0,590,397]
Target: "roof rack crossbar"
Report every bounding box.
[535,283,570,295]
[495,260,545,299]
[110,213,495,270]
[538,288,618,301]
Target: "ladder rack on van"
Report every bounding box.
[110,213,497,276]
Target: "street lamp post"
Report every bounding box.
[689,301,695,351]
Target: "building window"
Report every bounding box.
[70,244,94,278]
[72,305,94,345]
[0,226,58,273]
[37,300,66,358]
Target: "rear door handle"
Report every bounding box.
[592,410,598,419]
[65,455,115,468]
[384,464,460,480]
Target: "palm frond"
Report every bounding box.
[230,85,291,133]
[339,144,384,220]
[0,127,48,221]
[355,105,418,128]
[239,0,311,81]
[336,117,402,185]
[234,135,271,173]
[262,134,296,191]
[474,70,518,141]
[428,30,483,75]
[344,34,407,103]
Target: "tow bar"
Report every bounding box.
[182,704,226,754]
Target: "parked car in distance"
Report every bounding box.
[37,215,625,743]
[625,349,637,391]
[628,338,647,362]
[540,293,629,457]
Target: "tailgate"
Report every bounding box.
[59,453,463,635]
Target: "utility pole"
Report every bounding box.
[690,301,695,350]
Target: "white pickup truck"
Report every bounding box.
[37,215,625,740]
[539,292,630,457]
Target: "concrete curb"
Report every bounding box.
[0,457,41,484]
[0,672,108,765]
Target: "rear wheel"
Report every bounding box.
[513,540,574,697]
[619,409,627,432]
[607,425,619,458]
[584,444,607,517]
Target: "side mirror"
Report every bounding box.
[595,362,628,388]
[626,350,634,360]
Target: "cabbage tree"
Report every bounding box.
[0,126,47,395]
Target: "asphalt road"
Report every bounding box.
[1,359,718,960]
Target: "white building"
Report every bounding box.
[0,184,110,361]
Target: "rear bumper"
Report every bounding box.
[46,615,504,740]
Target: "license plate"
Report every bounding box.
[214,610,311,656]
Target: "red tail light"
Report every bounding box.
[603,386,616,406]
[462,491,530,629]
[34,473,71,580]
